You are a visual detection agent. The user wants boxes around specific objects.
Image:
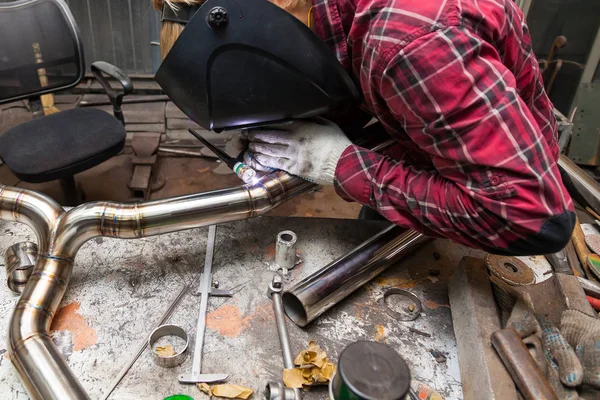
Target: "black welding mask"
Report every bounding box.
[155,0,361,132]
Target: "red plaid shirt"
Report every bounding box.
[313,0,574,253]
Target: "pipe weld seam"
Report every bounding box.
[12,191,24,221]
[134,203,143,238]
[9,331,53,356]
[112,205,120,237]
[100,204,108,236]
[14,302,55,320]
[30,270,68,287]
[39,253,74,263]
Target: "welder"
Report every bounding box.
[157,0,575,257]
[239,0,575,257]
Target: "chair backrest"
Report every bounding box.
[0,0,84,104]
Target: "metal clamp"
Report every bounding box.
[148,324,189,368]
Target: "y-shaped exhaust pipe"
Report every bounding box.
[1,171,315,400]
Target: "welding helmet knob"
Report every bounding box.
[207,7,228,29]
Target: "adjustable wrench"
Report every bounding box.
[266,275,301,400]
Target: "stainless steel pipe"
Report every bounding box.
[0,171,316,400]
[282,226,430,327]
[558,154,600,214]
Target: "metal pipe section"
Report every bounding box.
[0,171,316,400]
[558,154,600,214]
[282,226,430,327]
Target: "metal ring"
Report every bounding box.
[380,288,422,321]
[148,324,189,368]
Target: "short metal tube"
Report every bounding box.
[282,227,429,327]
[276,230,297,270]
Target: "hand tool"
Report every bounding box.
[179,225,229,384]
[491,328,558,400]
[545,249,573,275]
[148,324,189,368]
[266,275,302,400]
[102,284,190,400]
[571,217,600,282]
[565,240,585,277]
[188,129,257,183]
[578,276,600,298]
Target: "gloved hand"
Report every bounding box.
[561,310,600,389]
[242,118,352,185]
[507,301,582,399]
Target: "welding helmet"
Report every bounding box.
[155,0,361,132]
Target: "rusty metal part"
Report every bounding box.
[491,329,558,400]
[485,254,536,286]
[380,288,421,321]
[449,257,518,400]
[282,227,430,327]
[276,230,298,272]
[0,169,316,400]
[4,241,38,294]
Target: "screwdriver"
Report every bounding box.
[188,129,257,184]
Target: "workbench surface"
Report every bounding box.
[0,216,485,400]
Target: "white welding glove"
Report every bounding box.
[242,118,352,185]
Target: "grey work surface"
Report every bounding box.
[0,216,484,400]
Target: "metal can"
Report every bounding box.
[329,341,410,400]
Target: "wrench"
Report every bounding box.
[266,275,301,400]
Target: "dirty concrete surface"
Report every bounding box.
[0,216,485,400]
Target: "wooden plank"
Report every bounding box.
[166,118,201,130]
[165,102,187,119]
[166,129,236,142]
[126,123,165,133]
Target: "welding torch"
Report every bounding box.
[188,129,257,184]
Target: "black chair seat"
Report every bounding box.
[0,108,126,183]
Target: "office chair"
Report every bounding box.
[0,0,132,205]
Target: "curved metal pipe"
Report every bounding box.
[1,171,315,400]
[282,226,430,327]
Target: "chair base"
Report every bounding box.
[59,176,84,206]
